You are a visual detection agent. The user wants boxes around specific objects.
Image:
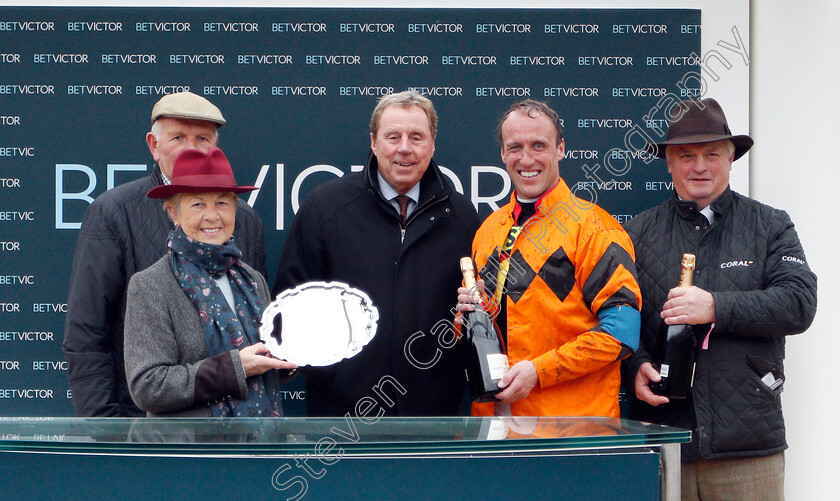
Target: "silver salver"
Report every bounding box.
[259,281,379,366]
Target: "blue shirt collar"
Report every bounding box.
[377,172,420,204]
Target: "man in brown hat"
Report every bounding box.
[63,92,266,416]
[623,97,817,499]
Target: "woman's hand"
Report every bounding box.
[239,342,297,377]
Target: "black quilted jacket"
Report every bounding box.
[63,166,266,417]
[623,188,817,460]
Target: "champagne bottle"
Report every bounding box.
[460,257,509,403]
[651,253,697,399]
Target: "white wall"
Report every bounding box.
[752,1,840,499]
[2,0,835,498]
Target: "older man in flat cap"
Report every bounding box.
[63,92,266,416]
[623,97,817,500]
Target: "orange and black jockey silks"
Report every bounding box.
[472,179,641,418]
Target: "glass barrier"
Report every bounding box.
[0,416,689,456]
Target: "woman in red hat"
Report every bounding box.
[124,147,296,417]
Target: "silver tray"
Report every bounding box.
[259,281,379,366]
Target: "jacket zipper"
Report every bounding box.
[381,192,447,245]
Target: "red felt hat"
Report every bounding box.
[147,147,256,199]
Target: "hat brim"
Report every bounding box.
[646,134,754,161]
[151,111,226,126]
[147,184,257,199]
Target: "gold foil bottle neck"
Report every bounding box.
[679,253,696,288]
[460,257,477,290]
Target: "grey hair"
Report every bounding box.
[161,191,237,223]
[150,118,220,141]
[369,90,438,138]
[162,193,184,222]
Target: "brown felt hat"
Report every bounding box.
[150,92,226,126]
[147,148,256,199]
[647,98,753,160]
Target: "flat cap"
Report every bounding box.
[150,91,226,126]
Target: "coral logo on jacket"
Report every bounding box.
[782,256,805,265]
[720,260,753,269]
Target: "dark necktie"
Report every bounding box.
[395,195,410,224]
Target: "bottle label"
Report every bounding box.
[659,364,670,378]
[487,354,510,380]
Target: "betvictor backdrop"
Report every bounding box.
[0,6,706,415]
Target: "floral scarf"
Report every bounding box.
[168,227,281,417]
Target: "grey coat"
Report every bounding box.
[64,165,266,417]
[124,256,274,417]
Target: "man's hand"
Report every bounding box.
[661,286,715,325]
[494,360,538,404]
[239,342,298,377]
[634,362,670,406]
[454,278,485,326]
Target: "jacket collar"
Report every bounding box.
[672,186,733,222]
[151,164,167,186]
[363,149,447,205]
[502,178,572,221]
